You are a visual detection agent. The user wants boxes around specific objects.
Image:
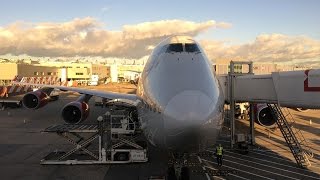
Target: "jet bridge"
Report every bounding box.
[218,61,320,168]
[218,68,320,108]
[40,110,148,165]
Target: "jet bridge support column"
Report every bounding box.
[248,63,255,146]
[229,63,235,149]
[249,103,255,145]
[229,61,254,149]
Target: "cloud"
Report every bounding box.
[200,34,320,67]
[1,18,319,67]
[122,20,229,40]
[0,17,226,58]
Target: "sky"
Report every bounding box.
[0,0,319,67]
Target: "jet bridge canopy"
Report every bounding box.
[218,69,320,109]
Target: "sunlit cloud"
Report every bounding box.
[200,34,320,67]
[0,17,226,58]
[0,18,319,67]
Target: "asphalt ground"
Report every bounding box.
[0,84,319,180]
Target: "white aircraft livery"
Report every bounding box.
[21,35,225,153]
[136,36,224,152]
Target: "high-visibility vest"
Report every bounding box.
[216,147,223,155]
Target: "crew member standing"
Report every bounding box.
[216,144,224,166]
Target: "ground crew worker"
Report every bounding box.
[216,144,223,166]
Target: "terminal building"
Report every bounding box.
[214,63,298,75]
[0,59,309,85]
[0,63,60,85]
[43,62,110,81]
[0,62,110,85]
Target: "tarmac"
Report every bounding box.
[0,83,319,180]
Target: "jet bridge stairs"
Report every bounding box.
[219,61,319,168]
[267,104,313,168]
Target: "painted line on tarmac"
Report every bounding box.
[201,158,274,180]
[250,150,293,156]
[203,163,249,180]
[204,152,299,180]
[222,157,299,180]
[225,150,318,175]
[201,163,226,180]
[249,150,294,162]
[222,152,319,179]
[206,149,293,163]
[204,165,248,180]
[203,166,215,180]
[197,155,211,180]
[253,149,292,153]
[256,136,289,146]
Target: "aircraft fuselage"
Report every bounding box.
[136,36,224,152]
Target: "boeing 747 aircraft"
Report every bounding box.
[16,35,320,179]
[22,35,225,154]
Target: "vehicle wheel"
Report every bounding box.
[116,153,129,161]
[180,167,189,180]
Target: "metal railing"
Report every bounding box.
[267,104,312,167]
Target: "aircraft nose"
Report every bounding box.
[163,90,214,135]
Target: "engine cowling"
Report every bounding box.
[22,90,50,109]
[254,104,276,128]
[61,101,90,124]
[0,86,8,97]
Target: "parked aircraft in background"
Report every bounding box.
[0,76,60,109]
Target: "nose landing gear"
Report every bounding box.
[167,153,190,180]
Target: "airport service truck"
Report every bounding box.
[123,71,140,84]
[88,75,99,86]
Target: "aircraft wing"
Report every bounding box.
[217,69,320,109]
[12,82,138,101]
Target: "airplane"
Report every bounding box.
[0,76,31,98]
[0,75,64,98]
[15,35,320,179]
[0,76,36,109]
[0,76,64,109]
[20,35,225,153]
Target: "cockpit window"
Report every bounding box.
[166,43,183,53]
[185,43,200,53]
[159,44,169,54]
